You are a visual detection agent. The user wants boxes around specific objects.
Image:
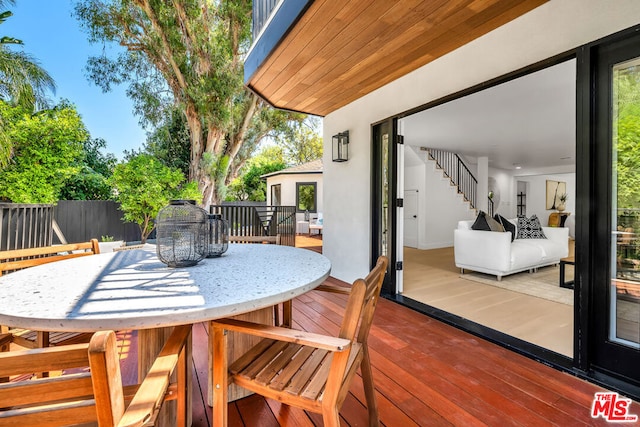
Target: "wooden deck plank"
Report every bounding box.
[264,399,316,427]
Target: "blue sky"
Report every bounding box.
[3,0,147,159]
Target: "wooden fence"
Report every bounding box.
[1,202,296,250]
[0,204,54,251]
[54,200,142,244]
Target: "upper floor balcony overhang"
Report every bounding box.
[245,0,548,117]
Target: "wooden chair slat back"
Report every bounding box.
[0,400,98,427]
[0,344,89,377]
[0,238,100,276]
[0,325,191,426]
[0,373,94,408]
[338,279,367,341]
[324,257,387,413]
[337,256,387,343]
[0,343,97,426]
[356,256,388,344]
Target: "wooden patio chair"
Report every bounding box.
[0,239,100,350]
[211,256,389,427]
[0,324,191,426]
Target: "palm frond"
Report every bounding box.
[0,47,56,110]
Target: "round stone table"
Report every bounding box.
[0,243,331,423]
[0,244,331,331]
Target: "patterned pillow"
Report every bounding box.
[516,215,547,239]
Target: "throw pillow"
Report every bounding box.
[494,214,516,242]
[516,215,547,239]
[472,211,504,232]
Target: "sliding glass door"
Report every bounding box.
[591,31,640,384]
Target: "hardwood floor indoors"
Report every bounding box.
[402,246,574,357]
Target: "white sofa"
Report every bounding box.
[454,218,569,280]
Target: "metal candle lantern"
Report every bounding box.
[156,200,207,267]
[206,213,228,257]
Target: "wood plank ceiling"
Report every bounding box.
[246,0,548,117]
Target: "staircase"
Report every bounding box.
[421,147,493,216]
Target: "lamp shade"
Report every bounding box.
[332,131,349,162]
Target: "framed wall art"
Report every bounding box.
[546,180,566,210]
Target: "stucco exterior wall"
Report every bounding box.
[266,173,323,222]
[322,0,640,282]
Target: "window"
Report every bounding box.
[271,184,281,206]
[296,182,317,212]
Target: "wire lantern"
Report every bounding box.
[156,200,207,267]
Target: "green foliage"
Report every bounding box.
[60,165,111,200]
[226,154,286,201]
[101,235,114,242]
[144,108,190,177]
[60,137,117,200]
[108,153,201,242]
[297,184,316,211]
[0,101,87,203]
[615,66,640,209]
[273,116,323,165]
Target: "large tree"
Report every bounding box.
[74,0,302,206]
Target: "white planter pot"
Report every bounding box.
[98,241,125,253]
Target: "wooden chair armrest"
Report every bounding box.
[90,325,191,427]
[211,318,351,352]
[315,283,351,295]
[117,324,191,427]
[0,333,12,351]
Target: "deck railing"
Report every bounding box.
[0,203,54,251]
[252,0,279,40]
[209,205,296,246]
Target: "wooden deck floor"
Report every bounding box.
[177,279,633,426]
[10,235,637,425]
[135,236,636,425]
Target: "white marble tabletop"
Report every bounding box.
[0,244,331,332]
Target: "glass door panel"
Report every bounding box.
[611,57,640,349]
[372,119,396,294]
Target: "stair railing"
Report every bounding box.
[426,148,477,210]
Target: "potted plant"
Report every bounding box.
[558,193,568,212]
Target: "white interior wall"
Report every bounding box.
[422,161,476,249]
[489,168,516,218]
[514,172,576,236]
[323,0,640,282]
